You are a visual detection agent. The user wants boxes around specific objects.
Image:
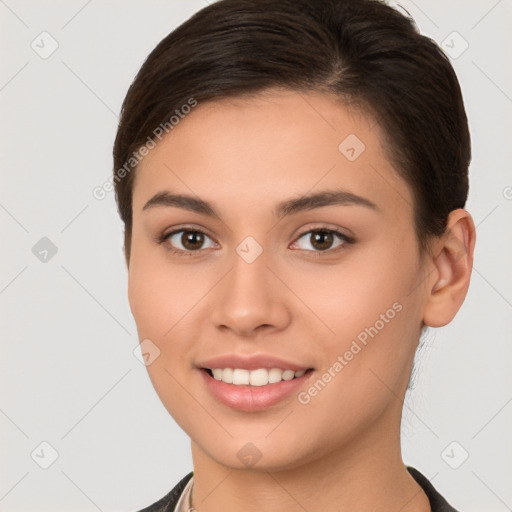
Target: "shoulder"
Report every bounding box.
[407,466,460,512]
[134,472,194,512]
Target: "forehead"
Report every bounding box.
[132,89,413,219]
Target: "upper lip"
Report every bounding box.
[196,354,313,372]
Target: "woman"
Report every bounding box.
[113,0,475,510]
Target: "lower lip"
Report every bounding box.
[200,369,313,412]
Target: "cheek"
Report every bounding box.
[289,241,422,391]
[127,243,201,428]
[288,243,418,337]
[128,237,198,337]
[127,238,216,396]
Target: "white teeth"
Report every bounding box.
[209,367,308,386]
[282,370,295,381]
[249,368,268,386]
[221,368,233,384]
[232,369,249,385]
[268,367,283,384]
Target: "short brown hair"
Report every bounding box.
[113,0,470,263]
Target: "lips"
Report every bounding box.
[196,353,315,412]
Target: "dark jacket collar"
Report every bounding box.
[407,467,459,511]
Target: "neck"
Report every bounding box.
[189,405,430,512]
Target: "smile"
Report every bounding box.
[200,367,314,412]
[206,367,307,386]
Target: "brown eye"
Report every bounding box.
[165,229,216,253]
[293,229,351,253]
[310,230,334,251]
[181,231,204,250]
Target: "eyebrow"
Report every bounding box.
[142,189,379,219]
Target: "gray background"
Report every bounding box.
[1,1,511,510]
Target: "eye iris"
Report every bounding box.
[182,231,204,250]
[311,230,334,250]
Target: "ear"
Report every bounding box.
[422,209,476,328]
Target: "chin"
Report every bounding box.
[194,433,318,473]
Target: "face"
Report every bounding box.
[128,89,430,471]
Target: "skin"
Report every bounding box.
[127,88,475,512]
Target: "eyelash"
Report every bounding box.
[156,226,355,258]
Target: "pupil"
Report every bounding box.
[182,231,204,250]
[312,231,333,250]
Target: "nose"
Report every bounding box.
[209,250,292,338]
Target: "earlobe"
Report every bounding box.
[423,209,476,327]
